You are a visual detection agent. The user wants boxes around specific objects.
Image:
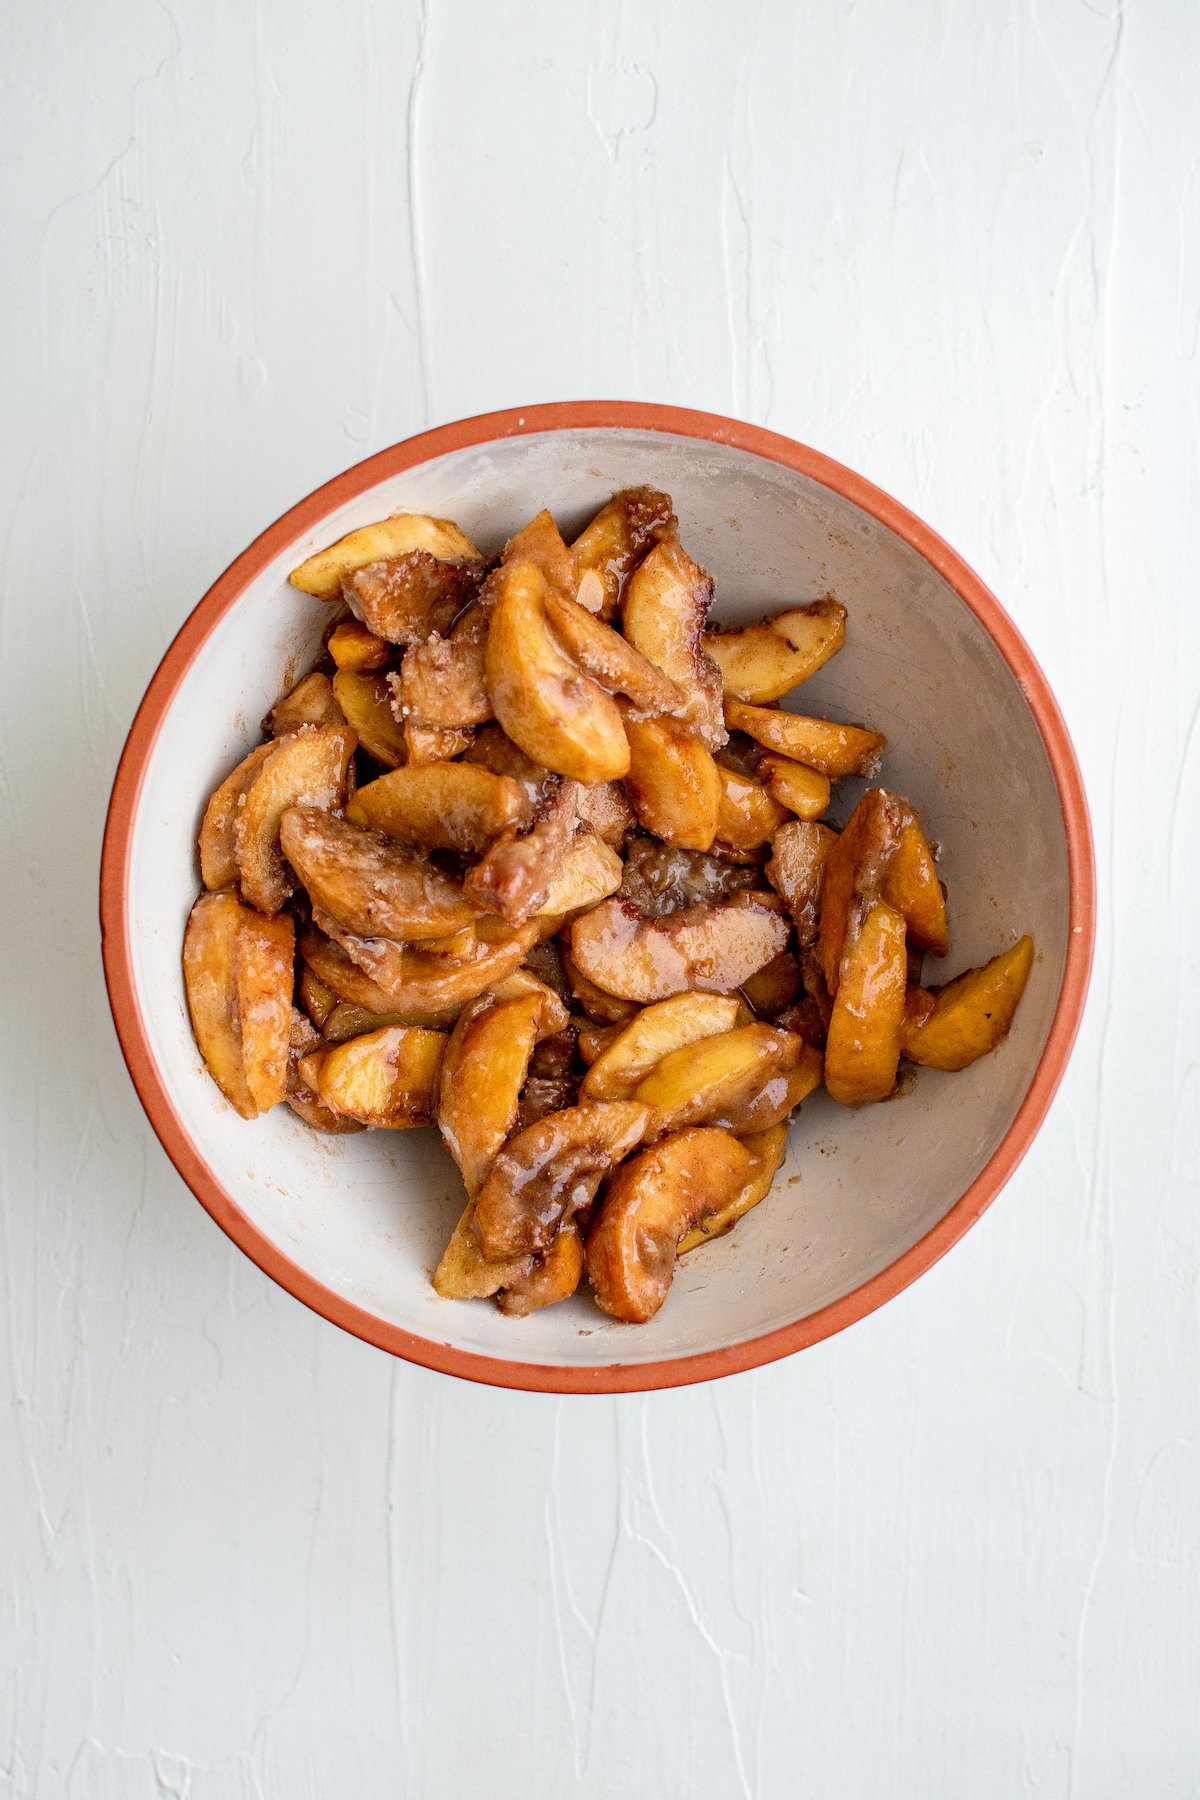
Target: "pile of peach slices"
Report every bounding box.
[183,489,1033,1324]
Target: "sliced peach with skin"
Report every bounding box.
[289,512,481,601]
[560,943,641,1025]
[631,1023,800,1135]
[313,911,540,1014]
[621,534,726,748]
[703,599,847,703]
[885,814,949,956]
[724,699,886,779]
[577,1019,623,1066]
[739,949,804,1017]
[234,724,355,914]
[580,992,742,1101]
[571,487,676,619]
[437,992,544,1195]
[183,890,256,1116]
[347,763,525,854]
[341,554,480,645]
[234,909,295,1113]
[678,1123,789,1253]
[297,1023,446,1127]
[463,778,580,921]
[474,1101,650,1259]
[264,672,345,738]
[485,560,629,783]
[331,670,407,768]
[569,892,790,1003]
[395,610,493,731]
[198,742,275,890]
[495,1226,584,1315]
[818,789,906,991]
[499,508,578,597]
[299,929,462,1025]
[708,1038,823,1131]
[298,963,338,1031]
[542,588,682,715]
[404,722,475,764]
[463,723,549,820]
[715,766,790,854]
[327,618,392,672]
[824,900,908,1105]
[280,805,481,941]
[575,780,635,848]
[901,937,1034,1071]
[623,715,722,852]
[285,1010,365,1133]
[433,1205,583,1314]
[587,1127,754,1322]
[758,754,831,821]
[767,819,838,948]
[534,833,624,919]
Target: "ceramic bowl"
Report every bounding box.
[100,402,1094,1392]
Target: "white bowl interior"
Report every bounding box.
[126,427,1069,1370]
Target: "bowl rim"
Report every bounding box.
[99,400,1095,1394]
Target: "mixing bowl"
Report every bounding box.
[100,402,1094,1391]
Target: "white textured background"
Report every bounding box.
[2,0,1197,1793]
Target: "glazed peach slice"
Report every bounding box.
[296,1023,446,1127]
[623,715,722,852]
[631,1022,802,1135]
[560,944,641,1025]
[714,766,790,855]
[542,588,682,715]
[884,813,949,957]
[574,779,635,847]
[758,754,831,821]
[183,889,294,1118]
[233,724,355,913]
[706,1038,823,1131]
[279,806,481,941]
[739,949,804,1017]
[313,911,541,1015]
[326,618,391,672]
[433,1206,584,1315]
[570,486,676,618]
[767,819,838,947]
[500,507,578,597]
[534,833,624,919]
[677,1124,789,1253]
[284,1011,365,1134]
[347,763,524,854]
[264,671,346,738]
[437,991,545,1195]
[823,899,908,1105]
[485,560,630,783]
[290,512,481,601]
[817,789,906,991]
[724,699,886,779]
[703,599,847,703]
[331,670,407,767]
[901,937,1034,1071]
[473,1101,650,1259]
[587,1127,755,1322]
[580,993,743,1101]
[463,778,580,921]
[198,742,276,889]
[299,930,461,1025]
[621,533,726,748]
[569,892,790,1003]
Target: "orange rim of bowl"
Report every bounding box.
[99,401,1095,1394]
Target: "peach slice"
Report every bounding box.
[703,599,846,703]
[901,937,1034,1071]
[474,1101,650,1259]
[587,1127,754,1322]
[234,724,355,914]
